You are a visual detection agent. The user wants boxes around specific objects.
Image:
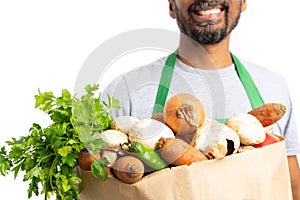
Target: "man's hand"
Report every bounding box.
[288,156,300,200]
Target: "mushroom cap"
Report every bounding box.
[226,113,266,145]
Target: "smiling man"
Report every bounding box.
[167,0,300,198]
[103,0,300,198]
[174,0,236,45]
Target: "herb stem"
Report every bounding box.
[38,153,55,165]
[48,155,59,194]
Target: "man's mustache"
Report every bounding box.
[188,0,229,12]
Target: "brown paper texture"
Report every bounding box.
[78,140,292,200]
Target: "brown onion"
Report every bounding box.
[163,93,205,135]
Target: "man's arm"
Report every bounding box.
[288,156,300,200]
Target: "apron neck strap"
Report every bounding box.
[152,50,177,114]
[231,53,265,108]
[152,51,265,119]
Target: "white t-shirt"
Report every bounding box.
[103,56,300,156]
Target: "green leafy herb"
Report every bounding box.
[0,84,120,200]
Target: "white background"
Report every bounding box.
[0,0,299,199]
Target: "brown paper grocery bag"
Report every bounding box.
[78,139,292,200]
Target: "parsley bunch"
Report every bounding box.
[0,84,120,200]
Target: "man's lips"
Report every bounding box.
[196,7,223,15]
[189,3,226,22]
[191,6,224,22]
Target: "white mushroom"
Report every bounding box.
[110,116,140,134]
[190,117,240,159]
[226,113,266,145]
[128,118,175,150]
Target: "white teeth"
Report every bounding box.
[198,8,221,15]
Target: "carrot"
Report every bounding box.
[247,103,286,127]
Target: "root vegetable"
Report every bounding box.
[158,137,208,166]
[128,118,175,150]
[248,103,286,127]
[112,156,144,184]
[190,117,240,159]
[110,116,140,134]
[226,113,266,145]
[163,93,205,135]
[78,149,100,170]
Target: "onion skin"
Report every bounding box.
[163,93,205,136]
[151,113,164,123]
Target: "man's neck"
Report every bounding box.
[177,34,233,70]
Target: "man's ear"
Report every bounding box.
[241,0,247,12]
[169,0,176,19]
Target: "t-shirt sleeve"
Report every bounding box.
[281,91,300,156]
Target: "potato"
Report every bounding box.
[248,103,286,127]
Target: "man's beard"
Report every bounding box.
[174,0,242,45]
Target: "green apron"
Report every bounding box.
[152,50,265,124]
